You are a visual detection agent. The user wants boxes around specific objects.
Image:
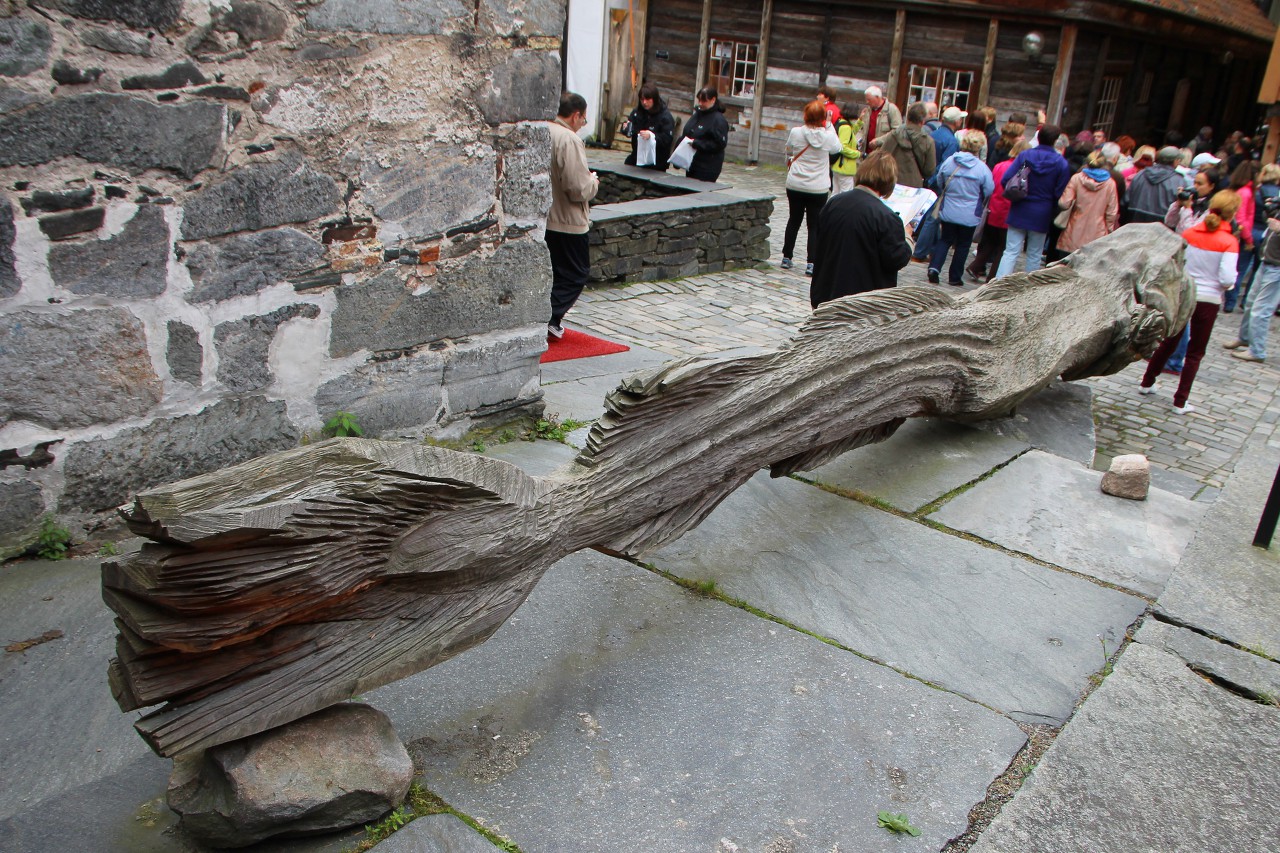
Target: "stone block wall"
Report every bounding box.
[587,164,773,284]
[591,170,691,205]
[0,0,563,556]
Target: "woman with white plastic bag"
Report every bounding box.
[676,87,729,181]
[624,83,675,171]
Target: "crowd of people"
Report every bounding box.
[549,84,1279,416]
[766,87,1277,416]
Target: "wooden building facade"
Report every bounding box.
[601,0,1276,165]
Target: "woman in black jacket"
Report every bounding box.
[624,83,675,171]
[810,151,914,307]
[679,86,730,182]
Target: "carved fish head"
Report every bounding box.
[1060,223,1192,379]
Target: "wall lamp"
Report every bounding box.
[1023,32,1044,66]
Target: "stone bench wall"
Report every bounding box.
[587,164,773,284]
[0,0,565,556]
[592,170,692,205]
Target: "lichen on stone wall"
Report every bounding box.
[0,0,563,548]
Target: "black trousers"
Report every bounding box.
[546,229,591,326]
[782,188,828,262]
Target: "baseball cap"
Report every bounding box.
[942,106,967,123]
[1191,152,1221,168]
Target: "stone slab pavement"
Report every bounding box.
[376,551,1028,852]
[968,643,1280,853]
[646,470,1148,726]
[1155,433,1280,655]
[804,416,1030,513]
[931,450,1206,598]
[960,429,1280,853]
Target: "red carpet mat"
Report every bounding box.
[541,328,631,363]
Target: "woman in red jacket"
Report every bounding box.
[1138,190,1241,413]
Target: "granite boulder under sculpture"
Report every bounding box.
[103,224,1191,758]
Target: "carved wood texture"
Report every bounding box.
[105,225,1190,757]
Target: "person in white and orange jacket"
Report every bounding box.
[1138,190,1241,414]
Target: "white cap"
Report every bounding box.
[941,106,967,123]
[1191,152,1221,168]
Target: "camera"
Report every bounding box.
[1176,187,1194,201]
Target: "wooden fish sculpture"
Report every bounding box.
[104,223,1189,757]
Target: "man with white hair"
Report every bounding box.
[923,101,941,134]
[857,86,902,155]
[1100,141,1127,207]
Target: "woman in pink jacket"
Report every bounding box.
[966,140,1027,282]
[1224,160,1259,312]
[1056,151,1120,254]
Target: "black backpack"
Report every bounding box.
[830,118,853,167]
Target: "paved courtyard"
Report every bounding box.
[575,149,1280,491]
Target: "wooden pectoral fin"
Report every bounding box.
[768,419,906,478]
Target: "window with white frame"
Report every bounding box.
[1094,76,1122,135]
[906,65,974,112]
[708,38,758,99]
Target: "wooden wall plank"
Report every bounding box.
[748,0,774,161]
[710,0,763,42]
[645,0,704,105]
[1060,29,1103,132]
[693,0,713,98]
[901,17,989,69]
[765,0,825,68]
[1048,23,1079,125]
[978,19,999,106]
[887,9,906,105]
[987,23,1059,120]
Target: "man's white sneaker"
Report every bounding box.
[1173,402,1196,414]
[1137,384,1157,395]
[547,323,564,340]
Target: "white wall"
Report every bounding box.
[566,0,635,139]
[565,0,607,137]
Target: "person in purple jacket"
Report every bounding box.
[994,124,1071,278]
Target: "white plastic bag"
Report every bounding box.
[636,133,657,167]
[669,137,696,171]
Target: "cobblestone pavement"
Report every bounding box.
[574,149,1280,491]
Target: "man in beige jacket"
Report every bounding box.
[546,92,600,339]
[856,86,902,155]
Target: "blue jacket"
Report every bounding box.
[1003,145,1071,233]
[930,152,994,227]
[931,125,958,175]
